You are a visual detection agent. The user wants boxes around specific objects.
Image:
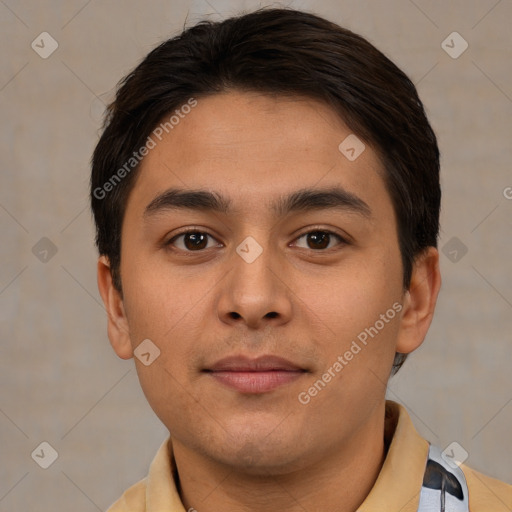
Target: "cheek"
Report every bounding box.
[121,253,199,337]
[121,265,203,424]
[313,254,400,328]
[120,256,211,387]
[306,249,403,377]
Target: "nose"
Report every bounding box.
[216,237,293,330]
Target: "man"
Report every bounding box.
[90,7,512,511]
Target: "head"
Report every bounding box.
[92,8,441,473]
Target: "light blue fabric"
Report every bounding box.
[417,444,469,512]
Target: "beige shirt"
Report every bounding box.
[106,401,512,511]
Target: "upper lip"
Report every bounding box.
[205,355,305,372]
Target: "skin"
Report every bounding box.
[97,90,441,512]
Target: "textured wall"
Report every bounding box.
[1,0,511,510]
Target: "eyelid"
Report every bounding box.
[292,225,350,243]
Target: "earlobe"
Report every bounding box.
[97,256,134,360]
[395,247,442,354]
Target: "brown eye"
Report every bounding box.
[183,232,208,250]
[168,231,219,251]
[294,230,345,250]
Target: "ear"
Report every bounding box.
[97,255,133,359]
[395,247,441,354]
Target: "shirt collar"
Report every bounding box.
[359,400,430,511]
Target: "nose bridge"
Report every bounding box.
[218,232,292,327]
[232,233,277,293]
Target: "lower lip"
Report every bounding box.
[208,370,304,393]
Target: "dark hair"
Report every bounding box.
[90,7,440,375]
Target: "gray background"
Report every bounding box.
[1,0,511,510]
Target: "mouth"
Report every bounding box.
[203,355,307,394]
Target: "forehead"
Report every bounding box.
[125,91,392,221]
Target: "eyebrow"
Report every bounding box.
[143,186,372,220]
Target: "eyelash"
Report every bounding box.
[165,227,349,253]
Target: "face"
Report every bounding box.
[99,90,439,474]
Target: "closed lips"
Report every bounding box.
[205,355,306,372]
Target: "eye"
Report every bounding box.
[293,230,347,251]
[165,228,348,253]
[166,230,221,251]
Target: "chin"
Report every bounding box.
[226,447,308,476]
[207,431,314,476]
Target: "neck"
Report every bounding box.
[172,402,388,512]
